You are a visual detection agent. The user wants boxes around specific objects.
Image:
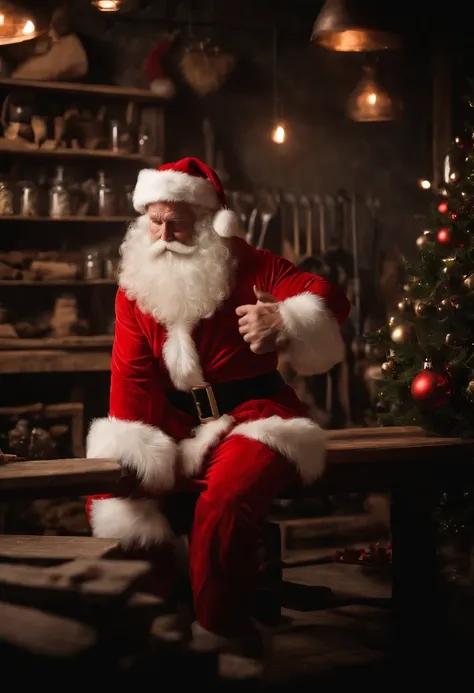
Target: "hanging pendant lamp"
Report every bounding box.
[347,66,396,122]
[0,1,38,45]
[311,0,401,52]
[92,0,121,11]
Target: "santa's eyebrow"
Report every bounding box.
[149,214,186,223]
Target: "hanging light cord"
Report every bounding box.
[272,24,279,124]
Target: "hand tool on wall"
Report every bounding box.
[256,191,278,249]
[283,192,300,264]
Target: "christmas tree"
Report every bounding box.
[366,126,474,439]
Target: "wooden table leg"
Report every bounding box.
[390,485,446,674]
[254,521,284,626]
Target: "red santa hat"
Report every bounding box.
[142,36,176,99]
[133,156,240,238]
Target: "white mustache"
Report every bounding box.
[149,240,197,257]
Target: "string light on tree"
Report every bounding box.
[419,179,431,190]
[438,201,449,214]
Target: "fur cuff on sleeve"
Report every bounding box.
[278,292,345,375]
[87,417,177,492]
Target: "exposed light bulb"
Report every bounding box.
[272,123,286,144]
[0,15,4,26]
[22,20,35,35]
[367,92,377,105]
[419,179,431,190]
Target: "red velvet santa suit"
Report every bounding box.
[85,157,350,638]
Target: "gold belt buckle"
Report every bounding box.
[191,383,220,424]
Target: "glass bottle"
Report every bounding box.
[138,124,151,157]
[37,167,50,217]
[97,170,116,217]
[19,180,39,217]
[0,179,14,216]
[83,248,102,281]
[49,166,70,218]
[124,184,134,215]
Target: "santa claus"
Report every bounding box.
[85,156,350,667]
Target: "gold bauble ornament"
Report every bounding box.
[464,273,474,290]
[465,380,474,401]
[416,234,432,250]
[445,333,467,347]
[391,323,413,345]
[414,300,434,318]
[381,359,397,378]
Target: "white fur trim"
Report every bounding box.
[278,292,345,375]
[150,78,176,99]
[179,415,234,477]
[87,417,177,491]
[163,323,204,391]
[213,209,241,238]
[230,415,327,483]
[90,497,173,549]
[133,169,220,214]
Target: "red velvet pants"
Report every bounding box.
[89,434,297,638]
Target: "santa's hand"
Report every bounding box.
[235,286,289,354]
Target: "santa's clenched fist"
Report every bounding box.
[235,286,289,355]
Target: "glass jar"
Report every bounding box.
[97,170,116,217]
[138,124,152,157]
[83,249,102,281]
[49,166,70,218]
[124,184,134,215]
[0,180,14,216]
[19,180,39,217]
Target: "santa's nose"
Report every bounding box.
[161,222,175,241]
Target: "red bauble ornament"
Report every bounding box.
[438,201,448,214]
[437,227,454,246]
[410,368,452,408]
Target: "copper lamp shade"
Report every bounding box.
[347,66,396,122]
[0,1,39,45]
[311,0,401,52]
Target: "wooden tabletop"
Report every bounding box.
[0,458,121,502]
[292,426,474,496]
[1,426,474,502]
[326,425,474,464]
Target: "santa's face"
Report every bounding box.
[147,201,197,255]
[118,203,233,328]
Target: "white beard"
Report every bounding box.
[118,213,233,329]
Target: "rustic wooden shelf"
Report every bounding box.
[0,349,111,374]
[0,77,171,103]
[0,215,133,223]
[0,143,161,164]
[0,336,113,350]
[0,401,85,457]
[0,279,116,286]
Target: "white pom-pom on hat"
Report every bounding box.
[213,208,242,238]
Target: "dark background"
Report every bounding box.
[8,0,473,262]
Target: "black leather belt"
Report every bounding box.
[166,371,285,425]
